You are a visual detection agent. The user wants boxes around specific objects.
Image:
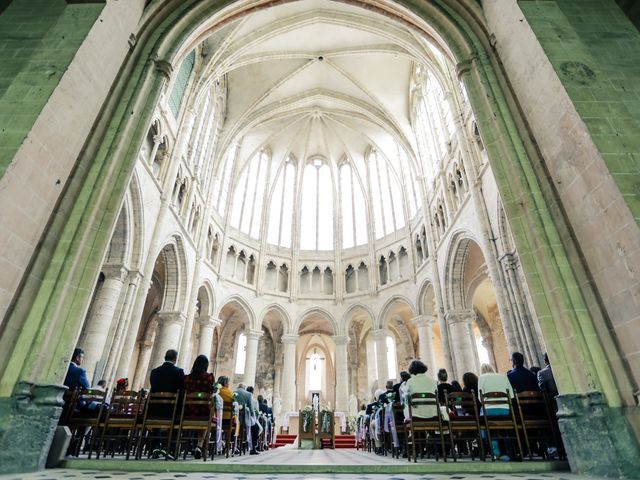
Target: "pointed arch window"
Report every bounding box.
[339,162,367,248]
[234,333,247,375]
[367,150,405,239]
[230,150,271,239]
[168,50,195,118]
[267,157,296,248]
[300,159,334,250]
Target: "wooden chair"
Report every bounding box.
[67,389,108,458]
[59,388,80,426]
[219,404,236,457]
[97,390,143,459]
[406,392,447,462]
[174,391,215,461]
[392,404,408,459]
[479,390,523,461]
[514,391,559,459]
[446,391,484,461]
[135,391,179,460]
[318,409,335,449]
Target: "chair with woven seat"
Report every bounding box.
[135,391,180,460]
[97,390,143,459]
[66,389,108,458]
[514,390,559,459]
[446,391,484,461]
[406,392,447,462]
[479,390,523,461]
[392,404,409,459]
[173,391,216,460]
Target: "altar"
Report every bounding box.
[282,411,348,435]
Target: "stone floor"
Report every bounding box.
[0,448,591,480]
[0,471,597,480]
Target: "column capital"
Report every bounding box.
[281,334,298,345]
[445,309,475,325]
[245,329,263,341]
[197,315,221,328]
[333,335,350,346]
[456,52,479,80]
[156,311,186,327]
[138,339,153,350]
[411,315,435,328]
[500,252,519,270]
[102,264,128,281]
[371,328,388,341]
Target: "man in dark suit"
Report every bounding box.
[64,348,90,391]
[507,352,539,393]
[149,349,184,418]
[150,349,184,393]
[537,352,559,399]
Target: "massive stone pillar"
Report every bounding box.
[243,329,262,387]
[333,335,349,412]
[196,315,220,359]
[412,315,436,369]
[82,265,128,383]
[148,312,185,379]
[371,329,390,385]
[445,310,478,378]
[280,335,298,413]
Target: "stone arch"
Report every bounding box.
[157,234,189,312]
[295,307,338,337]
[377,295,417,330]
[443,230,482,311]
[216,294,256,328]
[259,303,292,335]
[127,171,145,271]
[196,280,215,317]
[416,279,436,316]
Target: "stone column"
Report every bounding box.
[280,335,298,413]
[333,335,349,412]
[412,315,436,369]
[371,329,389,385]
[82,265,128,382]
[445,310,478,378]
[132,340,154,390]
[148,312,185,379]
[243,329,262,387]
[196,315,220,359]
[102,270,142,387]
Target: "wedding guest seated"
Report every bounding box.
[217,376,233,419]
[235,383,258,454]
[537,353,559,400]
[404,359,438,421]
[64,348,90,391]
[393,371,411,406]
[451,380,462,392]
[149,349,184,418]
[378,380,395,404]
[478,363,513,461]
[114,378,128,394]
[150,349,185,394]
[507,352,538,393]
[462,372,481,414]
[94,379,107,392]
[436,368,456,403]
[182,354,214,459]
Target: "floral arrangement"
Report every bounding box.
[347,415,357,434]
[301,405,314,432]
[320,406,332,433]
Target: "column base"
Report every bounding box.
[557,392,640,478]
[0,381,66,474]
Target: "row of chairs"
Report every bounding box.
[358,389,563,463]
[60,388,272,461]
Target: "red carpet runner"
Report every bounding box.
[273,434,356,449]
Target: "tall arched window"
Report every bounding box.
[212,143,237,217]
[340,162,367,248]
[308,352,322,391]
[267,157,296,248]
[300,158,334,250]
[367,150,405,239]
[234,332,247,375]
[168,50,195,118]
[230,150,271,239]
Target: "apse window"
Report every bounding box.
[234,333,247,375]
[309,352,323,391]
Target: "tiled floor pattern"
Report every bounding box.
[0,472,589,480]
